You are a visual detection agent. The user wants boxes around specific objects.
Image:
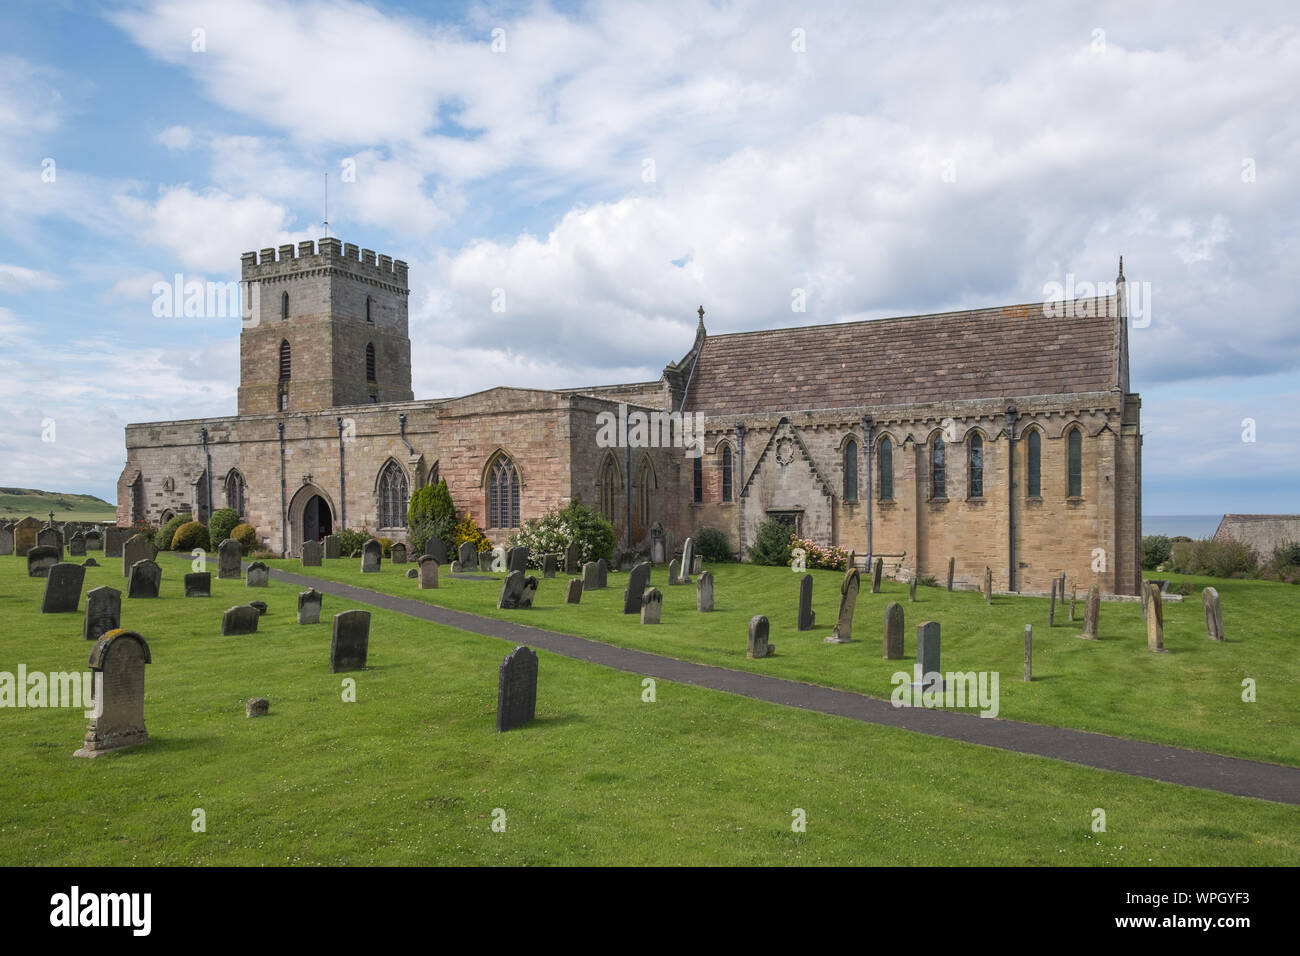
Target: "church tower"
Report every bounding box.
[236,238,414,415]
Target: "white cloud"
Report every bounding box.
[157,124,194,150]
[0,263,61,291]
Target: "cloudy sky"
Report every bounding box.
[0,0,1296,515]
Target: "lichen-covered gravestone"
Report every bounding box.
[582,561,599,591]
[127,559,161,599]
[301,540,323,567]
[324,534,340,559]
[13,517,41,557]
[83,586,121,641]
[390,543,407,565]
[565,578,583,604]
[458,542,477,567]
[297,588,323,625]
[747,615,775,658]
[697,571,714,612]
[668,559,680,586]
[330,610,371,672]
[1203,586,1225,642]
[122,533,152,579]
[418,556,439,589]
[797,574,815,630]
[498,570,526,609]
[222,605,260,635]
[184,572,211,597]
[42,563,86,613]
[640,588,663,624]
[496,645,538,732]
[883,602,904,659]
[217,538,243,579]
[361,539,382,573]
[622,562,650,614]
[245,562,270,587]
[1081,584,1100,640]
[692,555,702,576]
[824,567,860,644]
[74,629,151,758]
[27,546,60,578]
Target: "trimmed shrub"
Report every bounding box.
[696,527,733,563]
[336,529,372,557]
[209,508,241,548]
[1142,535,1173,570]
[408,479,455,528]
[408,513,455,558]
[747,518,793,566]
[509,497,616,569]
[454,513,493,553]
[230,523,258,555]
[154,515,186,552]
[171,520,210,552]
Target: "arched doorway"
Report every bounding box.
[287,484,337,557]
[303,495,332,544]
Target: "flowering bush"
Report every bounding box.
[508,498,615,569]
[791,536,850,571]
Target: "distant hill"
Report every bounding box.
[0,487,118,522]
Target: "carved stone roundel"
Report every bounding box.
[775,438,795,467]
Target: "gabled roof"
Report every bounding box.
[682,298,1122,418]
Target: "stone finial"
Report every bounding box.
[697,304,705,327]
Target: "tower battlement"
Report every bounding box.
[240,238,408,288]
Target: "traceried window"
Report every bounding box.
[969,433,984,498]
[1067,428,1083,497]
[1027,430,1042,498]
[721,446,733,502]
[693,455,703,503]
[599,456,618,522]
[878,436,894,500]
[637,458,655,527]
[378,460,408,528]
[488,456,520,529]
[224,470,246,516]
[843,437,859,502]
[931,436,946,499]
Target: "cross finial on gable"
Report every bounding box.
[698,304,705,325]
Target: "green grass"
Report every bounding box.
[0,487,116,523]
[1,555,1295,866]
[264,557,1300,767]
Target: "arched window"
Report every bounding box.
[721,445,733,502]
[1067,428,1083,497]
[843,437,859,502]
[366,343,376,382]
[878,436,894,500]
[931,436,946,499]
[968,433,984,498]
[693,455,703,503]
[224,469,246,516]
[279,340,291,380]
[637,458,655,527]
[377,460,409,528]
[488,455,520,529]
[281,291,289,320]
[365,295,373,324]
[1027,430,1042,498]
[599,457,618,522]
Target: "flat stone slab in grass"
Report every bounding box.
[83,586,121,641]
[184,572,211,597]
[330,610,371,672]
[74,629,152,758]
[127,559,161,599]
[246,697,270,717]
[42,563,86,613]
[222,606,260,635]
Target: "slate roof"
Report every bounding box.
[681,298,1121,417]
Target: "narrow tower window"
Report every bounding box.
[844,437,859,502]
[1068,428,1083,497]
[721,446,733,502]
[1027,430,1042,497]
[931,436,946,499]
[281,291,289,320]
[879,436,894,500]
[969,433,984,498]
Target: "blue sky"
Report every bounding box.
[0,0,1297,515]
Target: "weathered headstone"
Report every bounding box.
[83,586,121,641]
[13,517,41,556]
[27,545,60,578]
[246,562,269,587]
[458,542,477,567]
[518,575,539,609]
[915,621,943,691]
[250,600,268,616]
[222,605,259,635]
[0,523,12,556]
[418,556,439,589]
[498,571,528,609]
[640,587,663,624]
[82,558,98,567]
[406,567,418,579]
[797,574,815,630]
[361,539,382,573]
[330,610,371,672]
[1049,579,1057,627]
[37,527,63,558]
[1203,586,1224,642]
[68,532,86,557]
[622,561,651,614]
[908,574,918,603]
[692,554,702,576]
[84,530,102,552]
[697,571,714,612]
[424,535,447,565]
[390,542,407,564]
[42,563,86,613]
[679,537,694,583]
[883,602,904,659]
[1024,625,1033,682]
[1081,584,1100,640]
[479,552,493,572]
[984,566,993,605]
[508,546,528,573]
[543,554,557,578]
[218,538,243,579]
[1146,582,1167,653]
[103,526,128,558]
[582,561,599,591]
[122,533,153,579]
[1070,587,1076,622]
[324,534,340,559]
[946,556,955,591]
[1059,573,1067,603]
[668,559,680,586]
[301,540,323,567]
[747,615,776,658]
[824,567,860,643]
[664,530,676,568]
[127,559,161,598]
[565,578,583,604]
[246,698,270,717]
[184,572,211,597]
[871,557,883,593]
[297,588,323,625]
[564,541,581,575]
[596,558,608,588]
[496,645,538,732]
[74,629,151,757]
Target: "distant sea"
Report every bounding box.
[1142,515,1223,539]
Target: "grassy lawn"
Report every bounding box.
[1,555,1295,866]
[261,556,1300,767]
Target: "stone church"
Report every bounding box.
[117,237,1143,594]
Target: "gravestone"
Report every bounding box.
[298,588,323,625]
[871,557,883,593]
[596,559,608,588]
[1146,582,1167,653]
[479,552,493,572]
[424,535,448,565]
[0,523,12,556]
[1070,587,1077,622]
[361,539,382,573]
[946,556,955,591]
[883,602,904,659]
[37,527,63,559]
[330,610,371,672]
[1141,581,1152,622]
[390,542,407,564]
[458,542,477,567]
[908,575,918,603]
[824,567,860,644]
[1081,584,1100,640]
[497,571,529,609]
[74,629,151,757]
[747,615,776,658]
[42,563,86,613]
[496,645,538,732]
[582,561,599,591]
[324,534,340,559]
[27,546,60,578]
[1203,586,1225,642]
[797,574,815,630]
[222,605,260,636]
[623,562,651,614]
[246,698,270,717]
[1049,579,1057,627]
[1059,573,1067,603]
[1024,625,1033,682]
[984,566,993,605]
[518,576,539,609]
[184,572,211,597]
[679,537,694,583]
[301,540,323,567]
[122,533,153,579]
[82,558,98,567]
[565,578,583,604]
[103,526,128,558]
[564,541,581,575]
[13,517,41,556]
[83,587,121,641]
[640,588,663,624]
[697,571,714,612]
[847,550,856,570]
[692,554,702,576]
[218,538,243,579]
[418,556,439,589]
[246,562,269,587]
[127,559,161,598]
[68,532,86,557]
[915,622,944,691]
[668,559,680,586]
[406,568,417,578]
[508,546,528,573]
[84,530,102,552]
[543,554,557,579]
[250,600,268,615]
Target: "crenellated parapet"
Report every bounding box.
[240,237,409,292]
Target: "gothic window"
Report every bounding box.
[969,433,984,498]
[366,343,376,382]
[693,455,703,503]
[721,445,733,502]
[224,469,246,516]
[1027,430,1042,498]
[279,340,291,380]
[377,460,409,528]
[488,455,520,529]
[281,291,289,320]
[366,295,373,323]
[600,456,618,522]
[637,457,655,527]
[931,436,946,499]
[844,437,859,502]
[1067,427,1083,497]
[878,436,894,500]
